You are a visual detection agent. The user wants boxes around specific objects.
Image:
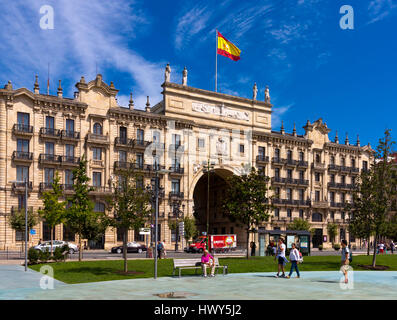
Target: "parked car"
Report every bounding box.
[33,240,78,254]
[110,241,147,254]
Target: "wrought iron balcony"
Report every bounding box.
[12,181,33,192]
[132,139,151,149]
[39,182,54,192]
[62,184,75,193]
[328,164,339,171]
[61,130,80,140]
[60,156,80,166]
[12,151,33,162]
[169,166,184,174]
[90,186,112,195]
[114,137,133,148]
[13,124,33,136]
[39,127,60,139]
[312,162,326,170]
[272,157,285,165]
[256,155,269,163]
[169,191,184,199]
[39,153,60,164]
[330,202,345,208]
[297,161,308,168]
[285,159,297,166]
[114,161,132,170]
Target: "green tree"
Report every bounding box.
[347,130,396,267]
[106,166,151,273]
[9,208,37,244]
[327,223,338,244]
[183,216,198,245]
[222,166,273,259]
[38,171,65,254]
[287,218,311,231]
[64,155,106,261]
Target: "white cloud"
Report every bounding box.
[272,103,293,128]
[0,1,164,107]
[367,0,397,24]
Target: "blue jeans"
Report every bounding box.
[289,261,300,277]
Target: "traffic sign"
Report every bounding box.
[30,229,36,235]
[139,227,151,235]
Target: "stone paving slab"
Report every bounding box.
[1,264,397,300]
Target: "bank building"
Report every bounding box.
[0,65,373,252]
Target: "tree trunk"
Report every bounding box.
[246,226,250,260]
[372,234,378,268]
[50,227,54,256]
[123,229,128,273]
[367,234,370,256]
[79,236,82,262]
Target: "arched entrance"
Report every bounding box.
[192,168,246,248]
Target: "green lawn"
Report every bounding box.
[29,255,397,284]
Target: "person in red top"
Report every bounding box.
[201,250,215,277]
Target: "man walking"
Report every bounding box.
[341,240,350,284]
[275,238,287,278]
[390,241,395,254]
[157,241,163,259]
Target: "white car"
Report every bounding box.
[34,240,78,254]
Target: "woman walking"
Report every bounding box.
[286,243,301,279]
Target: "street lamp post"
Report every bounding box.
[202,159,215,249]
[171,201,185,252]
[10,179,28,271]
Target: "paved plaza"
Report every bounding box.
[1,265,396,300]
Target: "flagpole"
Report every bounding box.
[215,29,218,92]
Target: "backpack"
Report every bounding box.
[348,250,353,263]
[298,250,303,263]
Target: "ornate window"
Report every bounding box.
[312,212,322,222]
[93,123,102,135]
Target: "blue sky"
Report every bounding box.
[0,0,396,148]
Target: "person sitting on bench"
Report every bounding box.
[201,250,215,277]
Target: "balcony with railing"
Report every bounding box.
[39,182,54,192]
[328,182,355,190]
[60,156,80,167]
[39,127,60,139]
[39,153,60,165]
[285,159,297,167]
[256,155,269,163]
[311,200,328,208]
[271,157,285,165]
[12,151,33,163]
[272,198,311,206]
[328,164,339,172]
[329,202,345,208]
[86,133,110,145]
[297,160,308,168]
[12,181,33,192]
[13,124,33,136]
[132,139,151,149]
[62,184,75,194]
[114,137,133,148]
[169,166,184,175]
[90,186,113,195]
[312,162,326,170]
[114,161,133,170]
[169,191,184,199]
[61,130,80,141]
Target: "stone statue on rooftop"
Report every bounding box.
[165,63,171,82]
[182,66,187,86]
[253,83,258,100]
[265,85,270,103]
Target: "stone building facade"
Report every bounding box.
[0,68,373,251]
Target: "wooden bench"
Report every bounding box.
[172,257,228,277]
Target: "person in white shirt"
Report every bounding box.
[286,243,301,279]
[275,238,287,278]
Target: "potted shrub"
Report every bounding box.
[318,244,323,251]
[333,243,341,251]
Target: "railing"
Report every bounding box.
[272,157,285,164]
[62,184,74,192]
[297,161,308,167]
[12,181,33,190]
[60,156,80,165]
[133,139,151,148]
[114,137,133,147]
[39,182,54,191]
[90,186,112,194]
[39,127,60,137]
[285,159,297,166]
[256,155,269,163]
[169,191,184,199]
[272,177,309,185]
[11,206,33,214]
[13,124,33,134]
[114,161,132,170]
[328,164,339,171]
[169,166,184,174]
[328,182,356,189]
[330,202,345,208]
[61,130,80,140]
[39,153,60,163]
[272,198,311,206]
[312,162,326,170]
[12,151,33,161]
[86,133,109,143]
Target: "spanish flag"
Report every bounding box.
[217,31,241,61]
